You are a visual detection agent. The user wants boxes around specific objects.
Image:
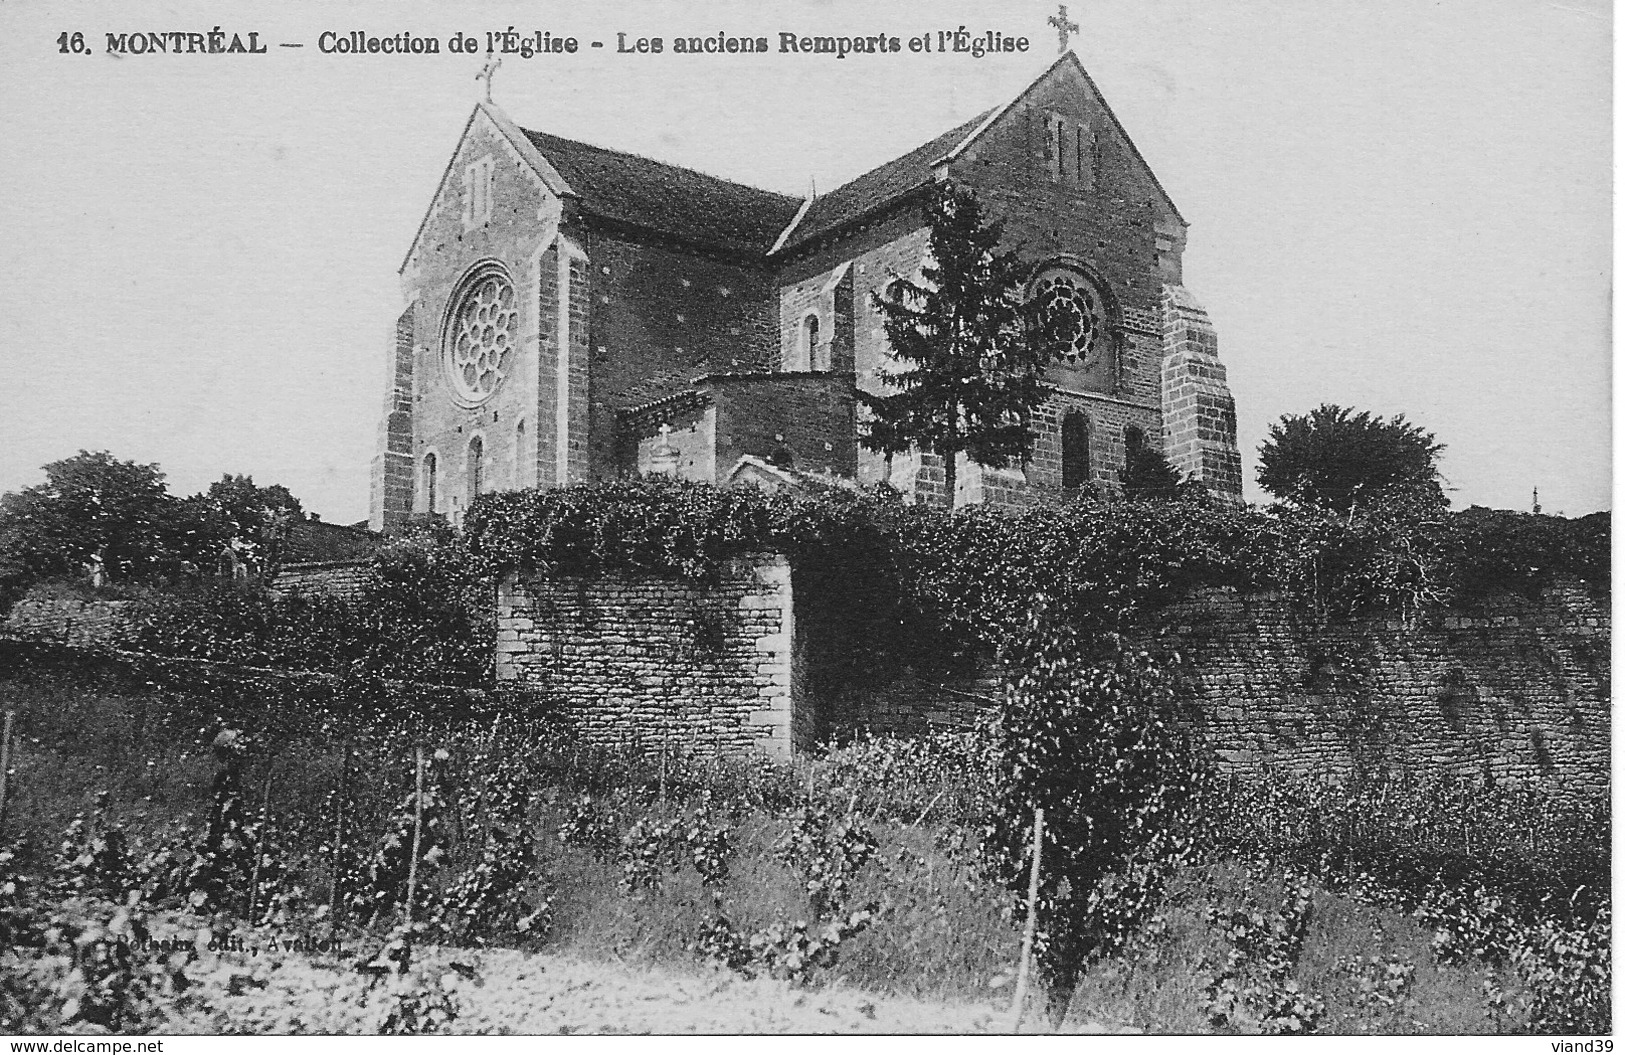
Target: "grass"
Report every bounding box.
[0,669,1603,1033]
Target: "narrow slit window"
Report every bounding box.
[803,313,823,371]
[468,436,485,502]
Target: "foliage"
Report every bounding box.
[682,799,732,889]
[860,182,1066,503]
[1206,768,1609,920]
[816,726,999,828]
[467,481,1608,685]
[1202,870,1324,1034]
[615,818,685,895]
[361,519,494,682]
[984,622,1202,1022]
[0,453,310,612]
[772,802,878,916]
[433,754,547,946]
[1257,404,1446,512]
[1207,767,1611,1034]
[0,451,174,587]
[694,906,880,986]
[12,895,198,1033]
[1119,444,1193,502]
[127,537,492,685]
[357,749,451,925]
[557,795,620,857]
[198,475,305,577]
[1511,903,1611,1033]
[0,657,1608,1033]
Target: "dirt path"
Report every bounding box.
[176,944,1083,1034]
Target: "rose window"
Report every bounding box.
[445,269,516,403]
[1033,269,1106,365]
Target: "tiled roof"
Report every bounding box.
[781,109,997,251]
[520,128,802,256]
[281,519,380,566]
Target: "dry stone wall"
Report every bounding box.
[1148,583,1610,799]
[495,554,800,759]
[269,560,373,601]
[814,579,1609,797]
[3,595,133,649]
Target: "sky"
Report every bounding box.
[0,0,1610,522]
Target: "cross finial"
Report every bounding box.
[658,422,673,443]
[1048,3,1079,54]
[476,48,501,103]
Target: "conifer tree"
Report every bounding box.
[861,182,1062,505]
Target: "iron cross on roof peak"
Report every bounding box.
[476,48,501,103]
[1048,4,1080,54]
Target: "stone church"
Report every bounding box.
[369,52,1242,531]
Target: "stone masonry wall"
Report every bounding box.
[495,555,801,759]
[4,596,133,649]
[491,551,1608,799]
[818,580,1609,797]
[1148,584,1610,798]
[269,561,373,602]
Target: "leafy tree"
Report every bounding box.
[989,619,1202,1026]
[0,455,309,609]
[1257,404,1446,512]
[0,450,173,584]
[202,474,304,576]
[861,182,1063,506]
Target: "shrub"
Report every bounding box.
[772,802,878,916]
[984,620,1204,1025]
[1203,871,1324,1034]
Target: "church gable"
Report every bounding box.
[400,105,566,282]
[400,107,568,281]
[941,54,1183,231]
[930,55,1182,406]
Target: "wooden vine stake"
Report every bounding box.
[244,767,275,923]
[0,711,14,836]
[1009,806,1045,1033]
[329,744,350,923]
[401,746,426,973]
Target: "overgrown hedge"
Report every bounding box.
[466,481,1608,671]
[92,481,1607,688]
[127,526,493,685]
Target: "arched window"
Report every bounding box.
[422,453,438,515]
[1061,410,1092,489]
[514,420,526,487]
[468,435,484,502]
[802,313,823,371]
[1124,425,1146,458]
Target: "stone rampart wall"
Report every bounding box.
[3,595,134,649]
[270,561,373,602]
[494,554,800,758]
[1147,583,1609,798]
[492,556,1610,796]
